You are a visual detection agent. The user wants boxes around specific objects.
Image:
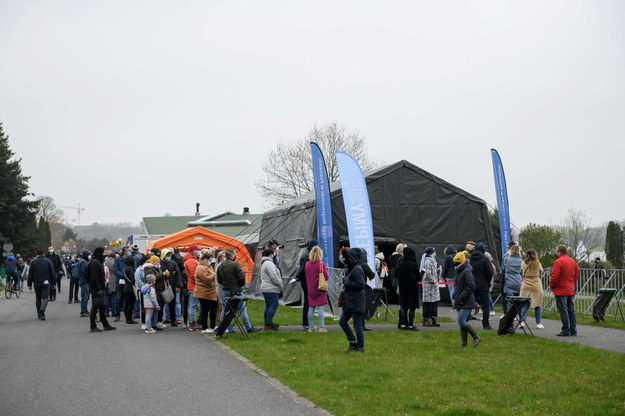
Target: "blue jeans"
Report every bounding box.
[447,280,455,307]
[221,289,252,331]
[308,305,325,328]
[80,283,90,314]
[262,292,280,325]
[520,305,542,324]
[555,295,576,335]
[133,298,140,316]
[188,291,200,323]
[457,308,471,328]
[339,311,364,350]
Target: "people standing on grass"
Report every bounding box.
[89,247,117,333]
[468,243,494,330]
[260,248,283,330]
[141,274,160,334]
[550,245,579,337]
[339,248,366,352]
[453,252,481,347]
[194,254,219,334]
[422,247,440,327]
[305,246,329,333]
[27,249,56,321]
[397,247,420,331]
[519,249,545,329]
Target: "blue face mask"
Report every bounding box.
[165,256,172,261]
[126,252,132,257]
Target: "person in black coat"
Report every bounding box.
[89,247,117,333]
[441,245,458,307]
[123,256,137,325]
[468,243,494,330]
[358,248,375,331]
[27,249,57,321]
[397,247,421,330]
[453,252,480,347]
[339,248,366,352]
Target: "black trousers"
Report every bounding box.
[474,290,491,328]
[34,282,50,315]
[69,278,80,301]
[157,292,177,324]
[182,289,189,325]
[123,292,136,323]
[301,281,309,327]
[90,294,111,329]
[423,302,438,319]
[198,298,218,329]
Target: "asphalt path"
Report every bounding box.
[0,290,328,416]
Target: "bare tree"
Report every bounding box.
[257,122,379,205]
[36,195,65,223]
[560,208,602,261]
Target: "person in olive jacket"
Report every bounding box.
[339,248,366,352]
[453,252,481,347]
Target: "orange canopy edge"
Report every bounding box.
[147,226,254,283]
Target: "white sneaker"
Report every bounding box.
[140,324,147,330]
[519,321,526,328]
[489,311,496,316]
[536,323,545,329]
[157,323,167,329]
[202,328,215,334]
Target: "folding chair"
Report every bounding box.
[498,296,534,337]
[215,296,249,339]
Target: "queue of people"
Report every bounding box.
[12,237,580,352]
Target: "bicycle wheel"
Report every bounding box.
[14,281,20,298]
[5,279,12,299]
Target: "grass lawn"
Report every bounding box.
[490,307,625,331]
[221,329,625,416]
[244,299,453,327]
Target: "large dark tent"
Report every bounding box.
[250,160,497,305]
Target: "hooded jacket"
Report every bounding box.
[89,248,107,295]
[342,248,366,314]
[123,256,136,294]
[260,256,283,294]
[441,245,457,282]
[469,251,493,292]
[453,261,476,310]
[184,251,199,291]
[3,256,18,273]
[78,250,91,286]
[160,249,182,289]
[358,248,375,281]
[397,247,420,298]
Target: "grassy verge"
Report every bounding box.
[490,307,625,331]
[222,329,625,416]
[244,299,453,327]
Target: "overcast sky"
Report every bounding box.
[1,1,623,231]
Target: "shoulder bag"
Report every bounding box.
[318,262,328,292]
[161,279,175,304]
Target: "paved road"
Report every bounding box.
[0,291,327,416]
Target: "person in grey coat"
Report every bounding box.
[339,248,366,352]
[260,249,282,330]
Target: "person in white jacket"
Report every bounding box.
[260,249,283,330]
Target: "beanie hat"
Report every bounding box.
[475,243,486,253]
[146,274,156,284]
[307,239,319,251]
[425,247,435,256]
[148,255,160,264]
[453,252,466,264]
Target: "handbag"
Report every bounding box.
[161,279,175,304]
[337,291,344,307]
[318,262,328,292]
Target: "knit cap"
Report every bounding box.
[453,252,466,264]
[145,274,156,284]
[148,255,160,264]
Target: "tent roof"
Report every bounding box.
[147,226,255,282]
[264,159,488,216]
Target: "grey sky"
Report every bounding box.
[1,1,623,230]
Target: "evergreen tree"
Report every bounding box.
[36,217,52,250]
[0,122,39,258]
[605,221,624,269]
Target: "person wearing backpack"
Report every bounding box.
[89,247,117,333]
[69,256,81,304]
[78,250,91,317]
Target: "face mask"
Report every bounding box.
[126,252,132,257]
[88,255,92,260]
[165,256,172,261]
[49,250,54,254]
[210,259,216,264]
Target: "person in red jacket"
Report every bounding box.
[549,245,579,336]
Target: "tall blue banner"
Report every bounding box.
[336,151,377,287]
[491,149,511,260]
[310,143,335,268]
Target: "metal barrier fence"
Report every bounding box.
[541,268,625,319]
[327,267,346,314]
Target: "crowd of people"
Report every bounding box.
[4,236,580,351]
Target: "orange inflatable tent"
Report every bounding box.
[147,226,254,283]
